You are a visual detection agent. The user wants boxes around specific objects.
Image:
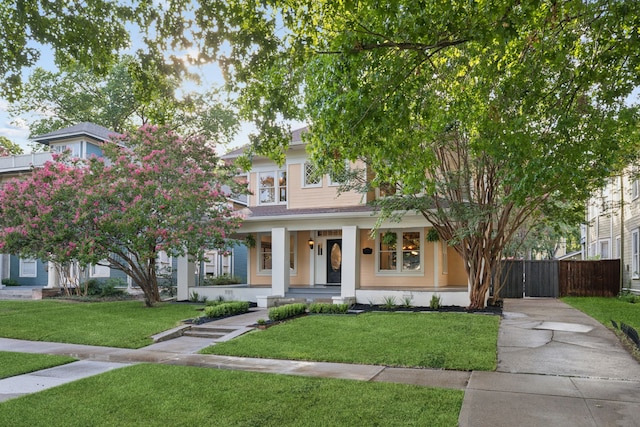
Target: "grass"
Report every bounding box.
[562,296,640,331]
[0,300,203,348]
[202,312,499,371]
[0,364,463,426]
[0,351,76,379]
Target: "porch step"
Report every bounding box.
[0,289,33,300]
[182,325,238,340]
[285,287,340,302]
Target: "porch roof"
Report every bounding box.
[240,204,375,220]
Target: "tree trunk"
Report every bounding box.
[460,236,500,310]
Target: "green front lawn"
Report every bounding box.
[0,352,76,379]
[562,297,640,331]
[0,300,203,348]
[0,364,463,426]
[202,312,499,371]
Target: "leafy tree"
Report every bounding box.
[0,125,247,306]
[0,1,199,104]
[10,58,239,143]
[0,0,141,100]
[183,0,640,308]
[0,136,23,156]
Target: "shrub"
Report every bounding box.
[618,290,639,304]
[308,303,349,314]
[189,291,200,302]
[268,303,307,322]
[85,278,126,298]
[382,296,397,310]
[430,294,442,310]
[203,301,250,318]
[401,295,413,308]
[205,295,227,306]
[85,279,102,296]
[202,274,242,286]
[1,278,20,286]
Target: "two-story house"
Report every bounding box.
[0,122,131,288]
[584,171,640,294]
[176,127,469,307]
[0,122,247,291]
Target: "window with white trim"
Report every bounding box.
[19,258,37,277]
[90,261,110,278]
[631,167,640,200]
[632,230,640,279]
[377,182,397,198]
[377,230,423,274]
[588,243,596,258]
[328,160,350,186]
[599,240,610,259]
[258,170,287,204]
[52,142,83,158]
[303,162,322,187]
[257,232,297,274]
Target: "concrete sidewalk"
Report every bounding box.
[1,300,640,426]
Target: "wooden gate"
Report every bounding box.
[495,260,619,298]
[496,260,558,298]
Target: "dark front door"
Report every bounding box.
[326,239,342,284]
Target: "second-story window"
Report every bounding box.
[258,170,286,204]
[52,142,83,158]
[304,163,322,187]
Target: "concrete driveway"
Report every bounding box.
[459,298,640,427]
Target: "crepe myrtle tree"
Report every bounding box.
[0,125,247,306]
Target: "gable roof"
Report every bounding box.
[32,122,115,145]
[223,125,309,159]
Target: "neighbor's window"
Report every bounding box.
[598,240,610,260]
[377,230,422,274]
[90,261,110,278]
[258,170,286,204]
[52,142,83,158]
[257,232,297,274]
[19,258,37,277]
[632,230,640,279]
[588,242,597,259]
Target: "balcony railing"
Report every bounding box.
[0,152,53,173]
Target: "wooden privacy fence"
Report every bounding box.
[496,259,620,298]
[559,260,620,297]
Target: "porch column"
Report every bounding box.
[340,225,359,299]
[46,261,59,288]
[272,227,290,296]
[433,241,439,290]
[176,255,196,301]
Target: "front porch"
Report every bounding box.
[176,223,471,307]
